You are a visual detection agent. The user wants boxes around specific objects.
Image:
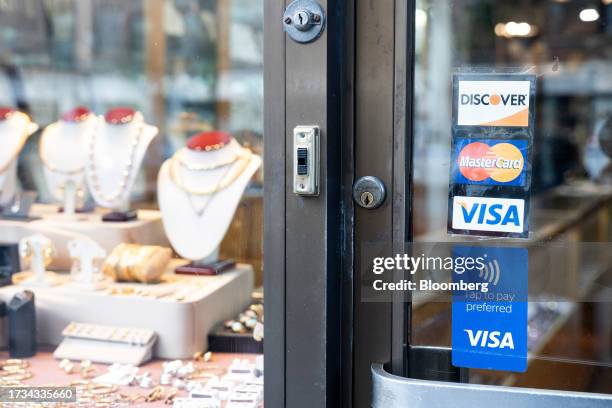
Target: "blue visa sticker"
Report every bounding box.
[452,138,528,187]
[451,245,528,372]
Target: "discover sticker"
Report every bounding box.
[456,79,531,127]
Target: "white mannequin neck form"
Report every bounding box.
[40,116,97,214]
[0,112,38,205]
[85,114,158,211]
[158,139,262,262]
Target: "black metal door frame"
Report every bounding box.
[264,1,414,407]
[264,0,348,407]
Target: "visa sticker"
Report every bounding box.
[452,139,527,186]
[452,196,525,234]
[452,245,528,373]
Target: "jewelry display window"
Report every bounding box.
[0,1,266,405]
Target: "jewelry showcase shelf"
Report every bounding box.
[0,263,254,360]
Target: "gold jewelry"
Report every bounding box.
[176,148,247,171]
[103,243,172,283]
[42,245,55,268]
[193,351,213,362]
[88,113,145,206]
[145,386,163,402]
[0,112,33,175]
[168,148,252,196]
[80,360,95,379]
[0,358,33,383]
[19,235,56,268]
[58,359,74,374]
[1,359,29,368]
[164,387,178,405]
[0,372,32,381]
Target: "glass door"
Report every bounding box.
[370,0,612,406]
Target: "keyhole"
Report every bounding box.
[361,192,374,207]
[293,10,311,30]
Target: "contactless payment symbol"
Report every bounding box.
[454,139,527,186]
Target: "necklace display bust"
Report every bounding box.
[85,108,158,213]
[158,131,262,262]
[0,108,38,206]
[39,107,95,216]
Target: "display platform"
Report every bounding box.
[0,204,168,270]
[0,263,254,359]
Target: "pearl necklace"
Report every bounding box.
[88,116,144,206]
[168,148,252,196]
[39,121,96,176]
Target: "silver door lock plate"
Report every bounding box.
[283,0,326,43]
[353,176,386,209]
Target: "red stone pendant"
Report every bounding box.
[105,107,136,125]
[62,106,91,123]
[187,131,232,151]
[0,107,16,121]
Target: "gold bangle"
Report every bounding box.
[104,243,170,284]
[129,246,157,282]
[102,243,127,281]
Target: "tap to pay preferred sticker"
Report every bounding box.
[452,245,528,372]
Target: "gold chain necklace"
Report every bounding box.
[169,148,252,196]
[39,121,96,175]
[176,148,246,171]
[185,162,235,216]
[88,118,144,205]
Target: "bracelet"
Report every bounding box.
[103,243,171,284]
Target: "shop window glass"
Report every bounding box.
[413,0,612,392]
[0,0,264,401]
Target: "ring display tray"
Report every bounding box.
[0,262,253,359]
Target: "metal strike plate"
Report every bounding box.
[353,176,386,209]
[283,0,326,44]
[293,125,320,196]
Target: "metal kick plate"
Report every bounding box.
[371,363,612,408]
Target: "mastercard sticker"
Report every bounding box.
[452,139,528,186]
